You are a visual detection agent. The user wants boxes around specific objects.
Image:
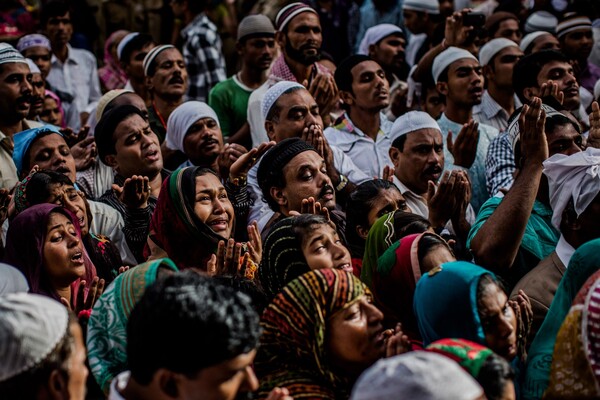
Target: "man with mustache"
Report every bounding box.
[247,3,338,147]
[388,111,473,244]
[24,60,45,122]
[324,55,394,178]
[434,47,499,212]
[170,0,226,102]
[0,44,43,190]
[209,15,276,149]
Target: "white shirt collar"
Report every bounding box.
[556,235,576,268]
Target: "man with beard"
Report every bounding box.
[42,0,101,127]
[324,55,394,178]
[24,59,45,122]
[209,15,276,149]
[247,3,338,147]
[434,47,499,212]
[95,104,167,262]
[248,81,369,232]
[0,44,43,189]
[170,0,226,102]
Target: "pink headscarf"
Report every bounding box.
[98,30,129,91]
[43,89,66,128]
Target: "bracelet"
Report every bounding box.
[335,174,348,191]
[441,38,448,50]
[228,175,247,187]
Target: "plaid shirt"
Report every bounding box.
[181,13,226,102]
[485,131,515,197]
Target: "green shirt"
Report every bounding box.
[208,75,253,141]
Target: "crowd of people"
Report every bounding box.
[1,0,600,399]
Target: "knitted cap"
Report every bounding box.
[389,111,441,142]
[525,11,558,34]
[16,34,51,52]
[556,14,592,38]
[520,31,550,52]
[117,32,140,61]
[261,80,306,119]
[0,43,28,66]
[0,293,69,382]
[479,38,519,66]
[143,44,175,76]
[275,3,317,31]
[431,47,478,83]
[403,0,439,14]
[358,24,403,55]
[237,15,275,41]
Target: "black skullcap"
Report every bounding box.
[335,54,374,93]
[95,104,146,165]
[257,137,315,211]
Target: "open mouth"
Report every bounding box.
[208,218,229,232]
[71,251,84,265]
[469,87,483,95]
[336,263,353,272]
[203,138,219,148]
[143,148,160,162]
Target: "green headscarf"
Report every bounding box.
[522,238,600,399]
[361,212,396,288]
[87,258,178,393]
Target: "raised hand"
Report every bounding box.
[445,9,475,47]
[246,220,262,265]
[518,97,548,167]
[447,120,479,169]
[588,101,600,148]
[298,196,330,221]
[229,141,274,181]
[265,387,294,400]
[509,289,533,361]
[70,136,96,171]
[427,170,460,229]
[207,238,246,276]
[61,276,106,315]
[381,165,395,182]
[61,125,91,148]
[305,72,339,117]
[384,323,411,357]
[113,175,151,209]
[218,143,248,179]
[539,80,564,106]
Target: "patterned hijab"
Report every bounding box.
[413,261,494,347]
[87,258,178,394]
[361,212,396,288]
[524,238,600,399]
[145,167,229,270]
[544,270,600,399]
[255,269,368,399]
[427,338,495,379]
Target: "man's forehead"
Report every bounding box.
[278,89,315,108]
[155,49,184,64]
[288,11,321,29]
[352,60,383,76]
[539,60,571,75]
[285,149,322,167]
[406,128,443,143]
[378,33,405,45]
[449,58,480,72]
[0,62,31,75]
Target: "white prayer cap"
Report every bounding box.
[403,0,439,14]
[16,34,51,52]
[261,80,306,119]
[543,147,600,229]
[96,89,132,120]
[0,43,27,66]
[520,31,549,52]
[432,47,478,84]
[166,101,220,153]
[358,24,403,56]
[389,111,441,142]
[24,58,40,74]
[556,14,592,38]
[143,44,175,76]
[0,263,29,295]
[275,3,317,31]
[594,79,600,101]
[479,38,519,66]
[0,293,69,382]
[507,103,564,153]
[117,32,140,61]
[350,352,484,400]
[524,11,558,34]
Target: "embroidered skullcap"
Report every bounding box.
[24,58,40,74]
[594,79,600,101]
[237,15,275,41]
[16,34,51,52]
[543,147,600,229]
[261,80,305,119]
[335,54,373,92]
[507,103,564,153]
[13,125,63,176]
[350,352,484,400]
[520,31,549,52]
[0,292,69,382]
[166,101,220,153]
[525,12,558,34]
[479,38,519,66]
[95,105,146,165]
[143,44,175,76]
[432,47,477,84]
[0,264,29,295]
[117,32,140,61]
[275,3,317,31]
[402,0,439,14]
[96,89,132,120]
[358,24,403,55]
[389,111,441,143]
[0,43,27,66]
[556,14,592,39]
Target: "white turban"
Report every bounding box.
[261,80,305,119]
[543,147,600,229]
[117,32,140,61]
[0,293,69,382]
[350,352,484,400]
[520,31,549,52]
[24,58,40,74]
[358,24,403,56]
[389,111,441,142]
[432,47,478,84]
[479,38,519,66]
[166,101,220,153]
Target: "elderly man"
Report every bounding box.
[324,55,393,177]
[0,44,43,189]
[248,81,369,231]
[473,38,523,132]
[433,47,499,211]
[247,3,338,147]
[511,146,600,344]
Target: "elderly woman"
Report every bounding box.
[255,268,409,399]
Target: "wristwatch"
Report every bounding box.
[335,174,348,191]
